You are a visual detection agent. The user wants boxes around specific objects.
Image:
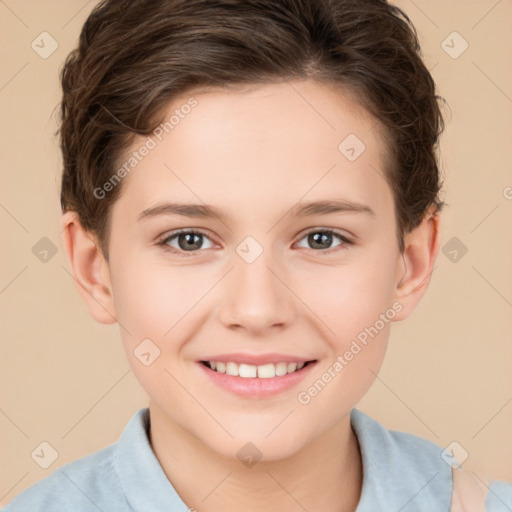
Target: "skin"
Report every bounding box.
[61,79,441,512]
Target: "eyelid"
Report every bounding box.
[298,226,353,241]
[158,228,215,246]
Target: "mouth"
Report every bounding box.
[196,357,318,399]
[200,360,317,378]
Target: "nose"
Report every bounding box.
[217,250,295,335]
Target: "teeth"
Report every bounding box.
[226,362,238,376]
[287,362,297,373]
[257,363,275,378]
[239,363,257,378]
[206,360,310,378]
[275,362,288,376]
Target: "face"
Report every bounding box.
[105,79,405,460]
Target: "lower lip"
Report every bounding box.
[196,361,317,399]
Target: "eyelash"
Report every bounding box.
[157,228,353,257]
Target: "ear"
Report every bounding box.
[391,205,441,322]
[60,211,117,324]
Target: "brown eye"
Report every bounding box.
[296,229,352,251]
[161,230,214,254]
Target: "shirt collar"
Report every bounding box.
[114,408,186,510]
[114,407,451,511]
[350,408,452,511]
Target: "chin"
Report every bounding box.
[211,428,309,464]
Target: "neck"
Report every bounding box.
[148,402,363,512]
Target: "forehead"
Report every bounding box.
[113,80,393,222]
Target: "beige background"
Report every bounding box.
[1,0,511,506]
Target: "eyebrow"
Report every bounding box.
[137,199,376,223]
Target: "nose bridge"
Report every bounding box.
[219,240,293,332]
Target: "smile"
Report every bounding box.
[201,360,314,378]
[197,359,318,399]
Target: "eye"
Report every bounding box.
[296,228,352,252]
[159,229,215,255]
[157,227,352,257]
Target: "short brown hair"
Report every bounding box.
[59,0,446,258]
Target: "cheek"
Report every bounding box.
[294,250,398,342]
[110,260,207,392]
[293,259,395,424]
[111,257,210,336]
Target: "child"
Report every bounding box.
[4,0,511,510]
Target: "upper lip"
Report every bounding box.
[199,353,317,365]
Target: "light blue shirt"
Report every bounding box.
[4,407,512,511]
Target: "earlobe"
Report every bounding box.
[61,211,117,325]
[392,206,442,322]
